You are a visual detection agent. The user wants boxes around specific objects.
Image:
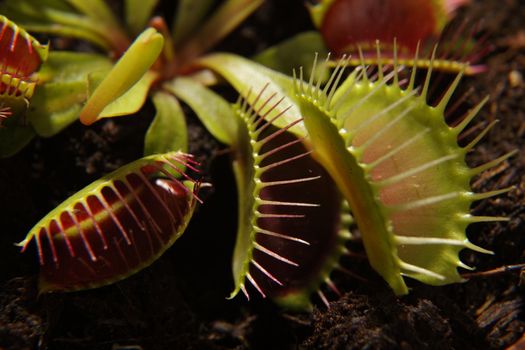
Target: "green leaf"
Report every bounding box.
[171,0,214,46]
[164,77,238,146]
[80,28,164,125]
[25,23,112,51]
[0,0,72,17]
[253,31,329,78]
[66,0,119,27]
[29,81,88,137]
[0,2,113,50]
[37,52,113,83]
[178,0,263,63]
[29,52,113,137]
[0,0,129,52]
[198,53,307,138]
[87,70,157,120]
[125,0,159,36]
[144,91,188,155]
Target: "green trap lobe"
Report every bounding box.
[296,54,509,295]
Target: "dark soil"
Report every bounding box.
[1,0,525,349]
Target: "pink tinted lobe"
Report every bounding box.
[0,21,41,77]
[0,19,43,96]
[321,0,437,55]
[37,169,193,291]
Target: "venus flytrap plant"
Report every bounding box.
[195,49,514,304]
[4,0,516,315]
[193,47,515,305]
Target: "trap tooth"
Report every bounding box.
[20,152,200,293]
[230,87,349,310]
[295,49,513,295]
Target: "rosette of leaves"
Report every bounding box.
[0,0,269,157]
[0,0,335,178]
[0,0,338,151]
[0,15,48,157]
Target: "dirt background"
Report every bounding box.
[1,0,524,349]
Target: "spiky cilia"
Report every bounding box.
[20,151,201,293]
[0,105,12,127]
[294,47,515,295]
[229,85,350,310]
